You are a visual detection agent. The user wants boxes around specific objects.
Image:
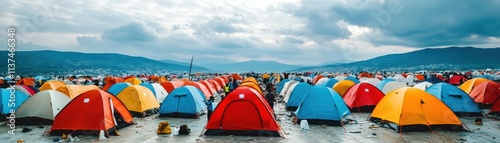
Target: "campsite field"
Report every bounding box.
[1,100,500,143]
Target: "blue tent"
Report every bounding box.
[426,83,482,116]
[295,86,352,125]
[478,75,493,80]
[344,76,360,84]
[317,78,339,87]
[140,83,156,96]
[159,86,207,118]
[285,83,311,111]
[108,82,132,96]
[1,89,29,114]
[424,77,444,84]
[276,79,291,93]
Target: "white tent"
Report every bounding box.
[279,80,298,96]
[315,77,330,85]
[15,90,71,124]
[380,81,407,94]
[392,74,406,82]
[413,81,433,91]
[63,79,74,85]
[151,83,169,104]
[334,76,346,81]
[283,82,299,102]
[360,78,381,86]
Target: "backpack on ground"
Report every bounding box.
[157,122,172,134]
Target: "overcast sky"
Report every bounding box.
[1,0,499,65]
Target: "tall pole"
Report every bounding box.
[188,56,193,80]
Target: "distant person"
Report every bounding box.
[265,88,275,110]
[206,96,214,121]
[223,83,230,99]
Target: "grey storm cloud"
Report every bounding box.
[101,22,158,43]
[322,0,500,47]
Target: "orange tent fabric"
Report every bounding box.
[16,78,35,87]
[102,77,125,91]
[204,86,283,137]
[459,78,491,93]
[171,81,184,88]
[184,81,212,99]
[149,75,159,82]
[370,87,464,132]
[199,80,217,95]
[49,89,134,136]
[214,78,226,87]
[158,76,168,83]
[468,81,500,105]
[415,74,425,81]
[208,80,222,91]
[312,75,324,85]
[160,82,176,93]
[56,85,99,99]
[343,83,385,112]
[39,80,66,91]
[124,78,142,85]
[333,80,356,97]
[231,73,243,81]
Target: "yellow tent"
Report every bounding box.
[240,81,263,95]
[125,78,142,85]
[158,76,168,83]
[56,85,99,99]
[117,85,160,117]
[370,87,465,132]
[39,80,66,91]
[459,78,491,94]
[333,80,356,97]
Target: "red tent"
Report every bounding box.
[49,89,134,137]
[203,86,283,137]
[469,81,500,105]
[449,75,467,85]
[160,81,176,93]
[489,100,500,115]
[343,83,385,112]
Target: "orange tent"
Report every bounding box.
[333,80,356,97]
[184,81,212,99]
[123,75,135,80]
[459,78,491,94]
[370,87,465,132]
[171,80,185,88]
[39,80,66,91]
[49,89,134,137]
[157,76,168,83]
[56,85,99,99]
[199,80,217,95]
[102,77,125,91]
[208,80,222,91]
[312,75,324,85]
[149,75,159,82]
[468,81,500,105]
[16,78,35,87]
[214,78,226,88]
[160,81,176,93]
[415,74,425,81]
[124,78,142,85]
[240,77,263,95]
[231,73,243,81]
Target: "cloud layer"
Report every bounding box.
[1,0,499,65]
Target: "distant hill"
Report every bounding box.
[159,59,209,71]
[201,60,301,73]
[0,50,210,76]
[319,59,354,66]
[295,47,500,72]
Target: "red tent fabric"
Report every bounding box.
[343,83,385,112]
[203,86,283,137]
[449,75,467,85]
[160,81,176,93]
[103,77,125,91]
[489,100,500,115]
[49,89,134,137]
[16,85,37,96]
[469,81,500,105]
